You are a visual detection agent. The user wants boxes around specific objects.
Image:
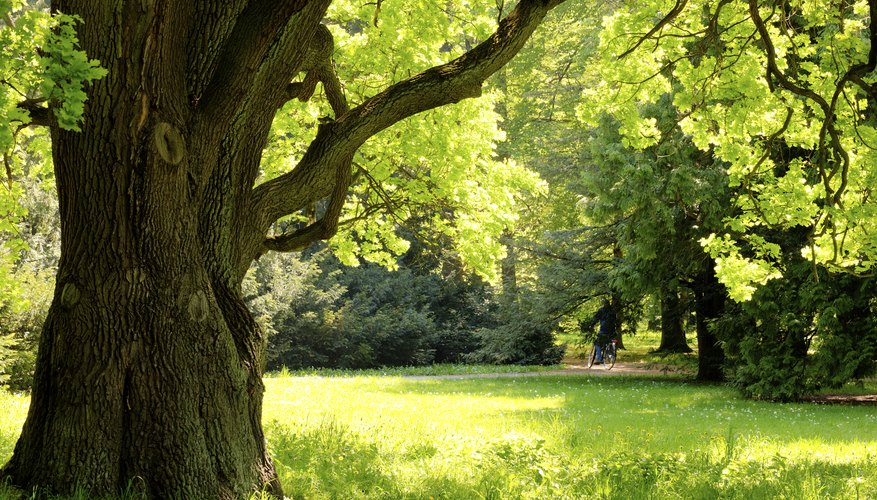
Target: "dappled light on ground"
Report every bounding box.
[1,371,874,498]
[258,373,877,498]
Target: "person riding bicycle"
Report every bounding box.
[583,299,616,364]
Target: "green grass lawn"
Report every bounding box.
[2,370,876,499]
[260,373,877,499]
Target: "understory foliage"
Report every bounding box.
[0,129,57,392]
[244,245,563,371]
[716,258,877,401]
[466,294,566,366]
[0,266,52,392]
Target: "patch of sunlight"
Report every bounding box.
[0,391,29,463]
[734,437,877,465]
[262,375,568,460]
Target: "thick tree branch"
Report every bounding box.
[262,149,353,253]
[250,0,568,240]
[195,1,321,134]
[826,0,877,204]
[189,0,331,229]
[313,63,349,117]
[748,0,855,207]
[748,2,828,107]
[277,24,349,117]
[16,98,53,127]
[280,82,305,106]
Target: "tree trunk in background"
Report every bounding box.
[658,285,692,353]
[610,246,625,349]
[693,264,725,381]
[500,229,518,297]
[494,57,517,300]
[611,292,625,349]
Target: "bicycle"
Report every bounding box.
[587,337,617,370]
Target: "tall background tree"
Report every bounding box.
[0,0,570,496]
[484,1,624,341]
[581,0,877,395]
[580,98,731,378]
[582,0,877,290]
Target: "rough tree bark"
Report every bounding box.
[2,0,568,497]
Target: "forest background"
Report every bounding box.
[2,0,877,405]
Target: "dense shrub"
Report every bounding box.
[245,245,565,371]
[715,261,877,401]
[467,298,565,366]
[248,250,510,370]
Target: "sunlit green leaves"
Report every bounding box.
[263,1,545,280]
[38,14,107,131]
[1,4,104,311]
[701,233,782,302]
[582,0,877,299]
[1,8,105,140]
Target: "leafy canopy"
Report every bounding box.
[2,1,548,288]
[581,0,877,300]
[261,1,547,281]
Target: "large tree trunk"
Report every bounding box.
[657,285,692,353]
[693,264,725,381]
[5,242,278,498]
[2,3,290,494]
[2,0,568,497]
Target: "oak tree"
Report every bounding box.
[0,0,569,497]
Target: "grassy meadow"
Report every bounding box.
[0,332,874,498]
[259,373,877,499]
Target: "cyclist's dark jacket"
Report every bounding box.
[587,306,616,340]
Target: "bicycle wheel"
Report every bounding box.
[587,345,597,369]
[604,343,616,370]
